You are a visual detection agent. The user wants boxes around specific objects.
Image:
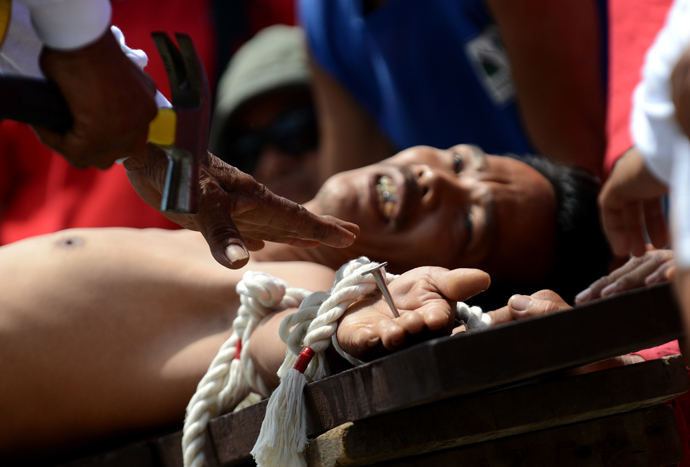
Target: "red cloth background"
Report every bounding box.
[604,0,674,175]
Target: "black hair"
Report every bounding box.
[468,153,612,309]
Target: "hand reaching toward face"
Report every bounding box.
[598,148,669,257]
[336,267,490,361]
[575,247,676,304]
[125,145,359,269]
[35,30,158,169]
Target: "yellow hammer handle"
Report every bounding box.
[148,107,177,146]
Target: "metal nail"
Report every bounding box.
[361,262,400,318]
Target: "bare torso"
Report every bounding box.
[0,228,334,456]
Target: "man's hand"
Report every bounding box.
[598,147,669,257]
[338,267,490,360]
[125,145,359,269]
[575,247,676,304]
[35,29,158,169]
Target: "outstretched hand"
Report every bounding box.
[35,30,158,169]
[337,267,490,361]
[598,148,669,257]
[575,247,676,304]
[125,145,359,269]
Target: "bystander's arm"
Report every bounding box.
[308,56,396,184]
[486,0,606,176]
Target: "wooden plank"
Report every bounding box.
[305,355,689,467]
[56,284,684,466]
[212,283,683,465]
[154,432,184,467]
[374,405,682,467]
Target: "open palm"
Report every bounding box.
[337,267,490,361]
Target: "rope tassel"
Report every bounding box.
[182,257,488,467]
[182,271,311,467]
[251,347,315,467]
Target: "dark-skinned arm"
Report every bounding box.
[485,0,606,176]
[309,56,396,184]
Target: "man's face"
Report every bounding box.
[312,145,557,282]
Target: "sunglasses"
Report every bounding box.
[220,107,319,174]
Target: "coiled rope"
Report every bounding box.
[182,257,491,467]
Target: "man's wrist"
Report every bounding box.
[25,0,111,50]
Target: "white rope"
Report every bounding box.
[182,270,311,467]
[252,258,493,467]
[276,257,397,380]
[456,301,492,331]
[183,258,491,467]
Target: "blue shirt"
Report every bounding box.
[299,0,535,154]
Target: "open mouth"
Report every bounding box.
[375,175,398,221]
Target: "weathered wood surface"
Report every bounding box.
[305,355,688,467]
[374,405,683,467]
[212,283,683,465]
[58,284,684,466]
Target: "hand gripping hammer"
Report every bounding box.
[0,31,210,214]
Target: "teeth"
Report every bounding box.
[376,176,397,220]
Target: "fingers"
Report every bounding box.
[576,255,649,304]
[201,221,251,269]
[344,326,382,355]
[132,147,360,270]
[195,176,253,267]
[377,305,452,351]
[643,199,670,249]
[508,290,571,320]
[340,266,485,360]
[205,154,360,247]
[315,215,361,247]
[398,305,450,333]
[646,260,677,284]
[575,248,676,304]
[244,197,359,248]
[435,268,491,303]
[598,148,669,258]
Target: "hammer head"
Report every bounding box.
[151,32,210,214]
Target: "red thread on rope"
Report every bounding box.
[292,346,315,374]
[234,341,242,360]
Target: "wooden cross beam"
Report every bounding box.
[60,283,686,466]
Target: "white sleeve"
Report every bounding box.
[631,0,690,184]
[19,0,111,50]
[670,142,690,270]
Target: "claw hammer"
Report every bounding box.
[0,31,210,214]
